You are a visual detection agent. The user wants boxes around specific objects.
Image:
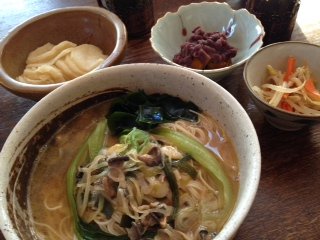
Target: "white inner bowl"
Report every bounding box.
[150,2,264,80]
[244,41,320,130]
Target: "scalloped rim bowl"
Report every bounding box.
[0,64,261,239]
[150,1,265,80]
[244,41,320,131]
[0,6,127,100]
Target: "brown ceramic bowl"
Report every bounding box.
[0,6,127,100]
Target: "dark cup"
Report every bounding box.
[246,0,300,45]
[97,0,155,38]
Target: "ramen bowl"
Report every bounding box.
[0,6,127,100]
[150,1,264,81]
[0,63,261,239]
[244,41,320,131]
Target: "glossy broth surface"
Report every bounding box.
[27,99,239,239]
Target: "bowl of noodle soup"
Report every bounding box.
[0,63,260,240]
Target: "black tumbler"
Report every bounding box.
[97,0,155,38]
[246,0,300,45]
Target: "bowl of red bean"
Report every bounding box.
[150,2,264,81]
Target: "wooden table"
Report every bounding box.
[0,0,319,239]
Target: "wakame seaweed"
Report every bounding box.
[106,91,200,135]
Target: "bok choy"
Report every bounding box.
[66,119,129,240]
[153,127,235,218]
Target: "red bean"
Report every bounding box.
[173,27,237,70]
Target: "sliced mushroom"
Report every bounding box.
[142,213,158,228]
[127,222,144,240]
[200,229,209,240]
[143,212,167,229]
[107,155,129,168]
[199,227,217,240]
[138,147,162,166]
[102,176,118,199]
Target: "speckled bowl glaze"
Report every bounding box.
[0,6,127,100]
[244,41,320,131]
[0,63,261,240]
[150,1,264,81]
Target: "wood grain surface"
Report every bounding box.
[0,0,319,239]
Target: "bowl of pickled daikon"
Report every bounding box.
[0,6,127,100]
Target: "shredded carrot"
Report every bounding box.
[305,78,320,101]
[305,78,318,93]
[280,101,293,112]
[282,93,289,99]
[283,56,296,82]
[253,57,320,115]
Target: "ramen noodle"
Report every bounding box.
[28,91,239,240]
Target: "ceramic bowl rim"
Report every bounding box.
[243,40,320,120]
[150,1,265,75]
[0,63,261,240]
[0,6,127,95]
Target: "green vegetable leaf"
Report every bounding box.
[78,220,129,240]
[163,159,180,219]
[87,120,108,160]
[67,119,128,240]
[172,155,197,179]
[153,127,235,219]
[120,128,151,153]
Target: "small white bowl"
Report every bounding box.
[150,1,264,81]
[0,64,260,239]
[244,41,320,131]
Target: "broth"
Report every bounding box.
[28,102,109,239]
[28,95,239,240]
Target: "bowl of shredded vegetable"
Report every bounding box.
[244,41,320,131]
